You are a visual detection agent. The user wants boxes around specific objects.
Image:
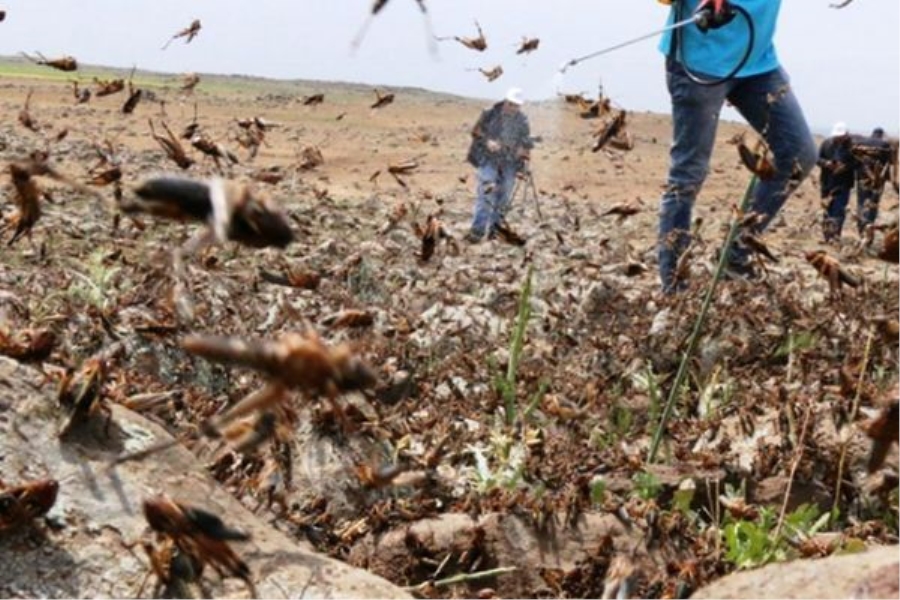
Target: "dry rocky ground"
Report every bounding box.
[0,61,898,598]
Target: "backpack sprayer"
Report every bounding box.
[559,0,754,86]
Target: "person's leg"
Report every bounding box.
[470,163,500,238]
[823,186,851,242]
[658,60,728,293]
[729,68,817,233]
[856,186,881,234]
[491,165,519,233]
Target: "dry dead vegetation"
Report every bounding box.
[0,59,897,599]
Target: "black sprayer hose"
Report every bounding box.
[674,3,755,86]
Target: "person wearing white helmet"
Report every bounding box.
[818,121,856,242]
[851,125,894,237]
[464,86,533,242]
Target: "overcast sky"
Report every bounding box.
[0,1,897,135]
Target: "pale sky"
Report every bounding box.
[0,1,897,135]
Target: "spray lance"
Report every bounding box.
[559,0,754,86]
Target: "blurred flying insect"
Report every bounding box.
[352,0,437,56]
[118,174,293,320]
[182,327,377,436]
[142,496,255,597]
[162,19,202,50]
[21,51,77,72]
[0,479,59,533]
[471,65,503,82]
[93,77,125,97]
[436,20,487,52]
[370,88,395,109]
[516,36,540,55]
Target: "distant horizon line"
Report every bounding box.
[0,54,892,138]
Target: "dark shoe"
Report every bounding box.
[464,230,485,244]
[721,260,759,282]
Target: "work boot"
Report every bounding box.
[464,229,485,244]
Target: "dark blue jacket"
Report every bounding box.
[466,102,532,171]
[817,135,855,195]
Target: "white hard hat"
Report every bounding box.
[505,87,525,106]
[831,121,848,136]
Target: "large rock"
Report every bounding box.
[692,544,899,599]
[0,356,408,599]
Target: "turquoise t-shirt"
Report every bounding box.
[658,0,781,78]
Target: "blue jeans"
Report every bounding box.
[822,186,853,241]
[470,162,518,236]
[658,60,817,292]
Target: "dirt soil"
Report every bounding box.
[0,63,898,598]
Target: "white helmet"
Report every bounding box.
[831,121,848,136]
[505,87,525,106]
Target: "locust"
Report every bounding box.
[864,391,899,473]
[190,132,239,174]
[162,19,202,50]
[736,134,777,180]
[70,80,91,104]
[352,0,436,55]
[22,51,77,72]
[473,65,503,82]
[117,174,294,321]
[142,496,255,597]
[121,66,142,115]
[516,37,540,55]
[0,479,59,533]
[592,110,628,153]
[370,89,395,109]
[805,250,862,296]
[58,356,108,438]
[93,77,125,97]
[18,90,39,132]
[436,21,487,52]
[182,327,377,436]
[600,200,642,223]
[0,327,56,364]
[876,225,898,263]
[258,266,321,290]
[148,118,194,169]
[298,146,324,171]
[413,213,450,261]
[301,93,325,106]
[4,151,96,247]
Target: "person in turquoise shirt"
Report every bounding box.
[656,0,816,293]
